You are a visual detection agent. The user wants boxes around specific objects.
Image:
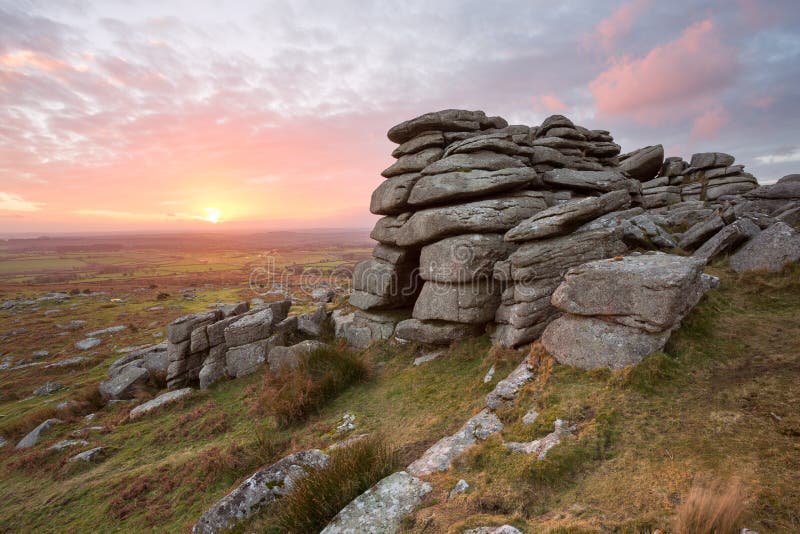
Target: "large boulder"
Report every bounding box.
[550,254,707,333]
[505,190,630,242]
[15,418,62,449]
[395,192,548,247]
[408,168,539,207]
[391,131,445,158]
[193,449,329,534]
[542,315,669,370]
[370,173,421,215]
[420,150,526,175]
[350,259,420,311]
[381,148,443,178]
[340,310,405,349]
[729,222,800,273]
[224,308,274,348]
[267,340,327,372]
[619,144,664,181]
[225,335,284,378]
[413,280,501,324]
[419,234,515,283]
[677,215,725,250]
[167,311,221,343]
[693,219,761,262]
[443,132,521,157]
[688,152,735,171]
[320,471,432,534]
[370,214,411,246]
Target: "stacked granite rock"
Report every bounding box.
[344,111,643,348]
[165,300,291,390]
[653,152,759,203]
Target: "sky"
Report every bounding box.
[1,0,799,235]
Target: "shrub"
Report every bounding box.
[674,478,745,534]
[273,435,398,533]
[261,344,370,428]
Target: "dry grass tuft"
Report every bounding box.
[674,478,746,534]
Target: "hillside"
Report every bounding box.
[1,263,797,533]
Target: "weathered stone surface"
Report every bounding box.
[550,254,707,333]
[193,449,329,534]
[419,234,515,283]
[218,301,249,318]
[15,418,62,449]
[50,439,89,451]
[190,326,210,353]
[464,526,523,534]
[207,315,243,346]
[408,167,539,207]
[689,152,735,171]
[297,305,327,337]
[372,244,418,265]
[413,280,501,324]
[33,381,64,396]
[370,173,421,215]
[350,259,419,311]
[542,315,670,370]
[199,344,228,389]
[387,109,489,144]
[75,338,101,351]
[129,388,193,419]
[167,311,221,343]
[505,190,630,242]
[224,308,274,348]
[394,318,482,345]
[99,365,149,400]
[678,215,725,250]
[528,145,570,166]
[370,214,411,245]
[510,227,627,282]
[541,168,629,193]
[729,222,800,273]
[421,150,526,176]
[267,340,327,372]
[619,144,663,181]
[443,132,521,157]
[407,409,503,475]
[320,471,432,534]
[225,335,284,378]
[485,357,537,410]
[391,131,445,158]
[395,192,548,247]
[340,310,406,348]
[505,419,575,459]
[693,219,761,262]
[491,322,552,348]
[68,447,105,463]
[381,148,443,178]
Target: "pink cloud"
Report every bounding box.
[536,94,568,113]
[750,96,774,109]
[589,19,738,124]
[593,0,651,51]
[691,106,729,140]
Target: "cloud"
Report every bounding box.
[0,192,44,211]
[691,105,730,140]
[755,148,800,165]
[591,0,651,51]
[535,94,568,113]
[589,19,738,124]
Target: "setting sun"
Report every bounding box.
[202,207,221,224]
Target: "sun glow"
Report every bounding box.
[201,207,221,224]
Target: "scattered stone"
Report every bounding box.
[86,325,126,337]
[320,471,432,534]
[505,419,575,458]
[486,357,537,410]
[68,447,106,463]
[75,338,101,351]
[44,357,87,368]
[730,222,800,273]
[464,526,523,534]
[99,365,149,400]
[413,350,444,366]
[336,413,356,433]
[193,449,330,534]
[15,419,62,449]
[407,409,503,475]
[522,409,539,425]
[129,388,193,419]
[31,350,49,358]
[483,365,496,383]
[33,382,64,396]
[50,439,89,451]
[448,479,470,499]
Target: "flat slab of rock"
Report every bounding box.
[193,449,329,534]
[619,144,663,181]
[407,409,503,475]
[75,338,101,351]
[504,419,575,459]
[320,471,432,534]
[387,109,492,144]
[15,418,62,449]
[381,148,443,178]
[130,388,193,419]
[542,168,629,192]
[395,192,547,247]
[408,168,538,207]
[99,365,150,400]
[542,315,670,370]
[419,234,515,283]
[505,190,630,242]
[370,173,420,215]
[693,219,761,262]
[464,526,523,534]
[168,311,221,343]
[730,222,800,273]
[68,446,105,462]
[421,150,526,176]
[226,335,283,378]
[485,357,538,410]
[550,254,707,333]
[224,308,274,348]
[394,319,482,345]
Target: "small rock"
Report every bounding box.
[86,325,126,337]
[504,419,575,459]
[464,526,523,534]
[129,388,193,419]
[49,439,89,451]
[31,350,49,358]
[522,409,539,425]
[336,413,356,434]
[448,479,470,499]
[413,350,444,366]
[75,338,101,351]
[483,365,496,383]
[68,446,106,463]
[33,382,64,396]
[44,357,87,368]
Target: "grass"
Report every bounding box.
[255,435,399,533]
[258,343,371,428]
[674,478,745,534]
